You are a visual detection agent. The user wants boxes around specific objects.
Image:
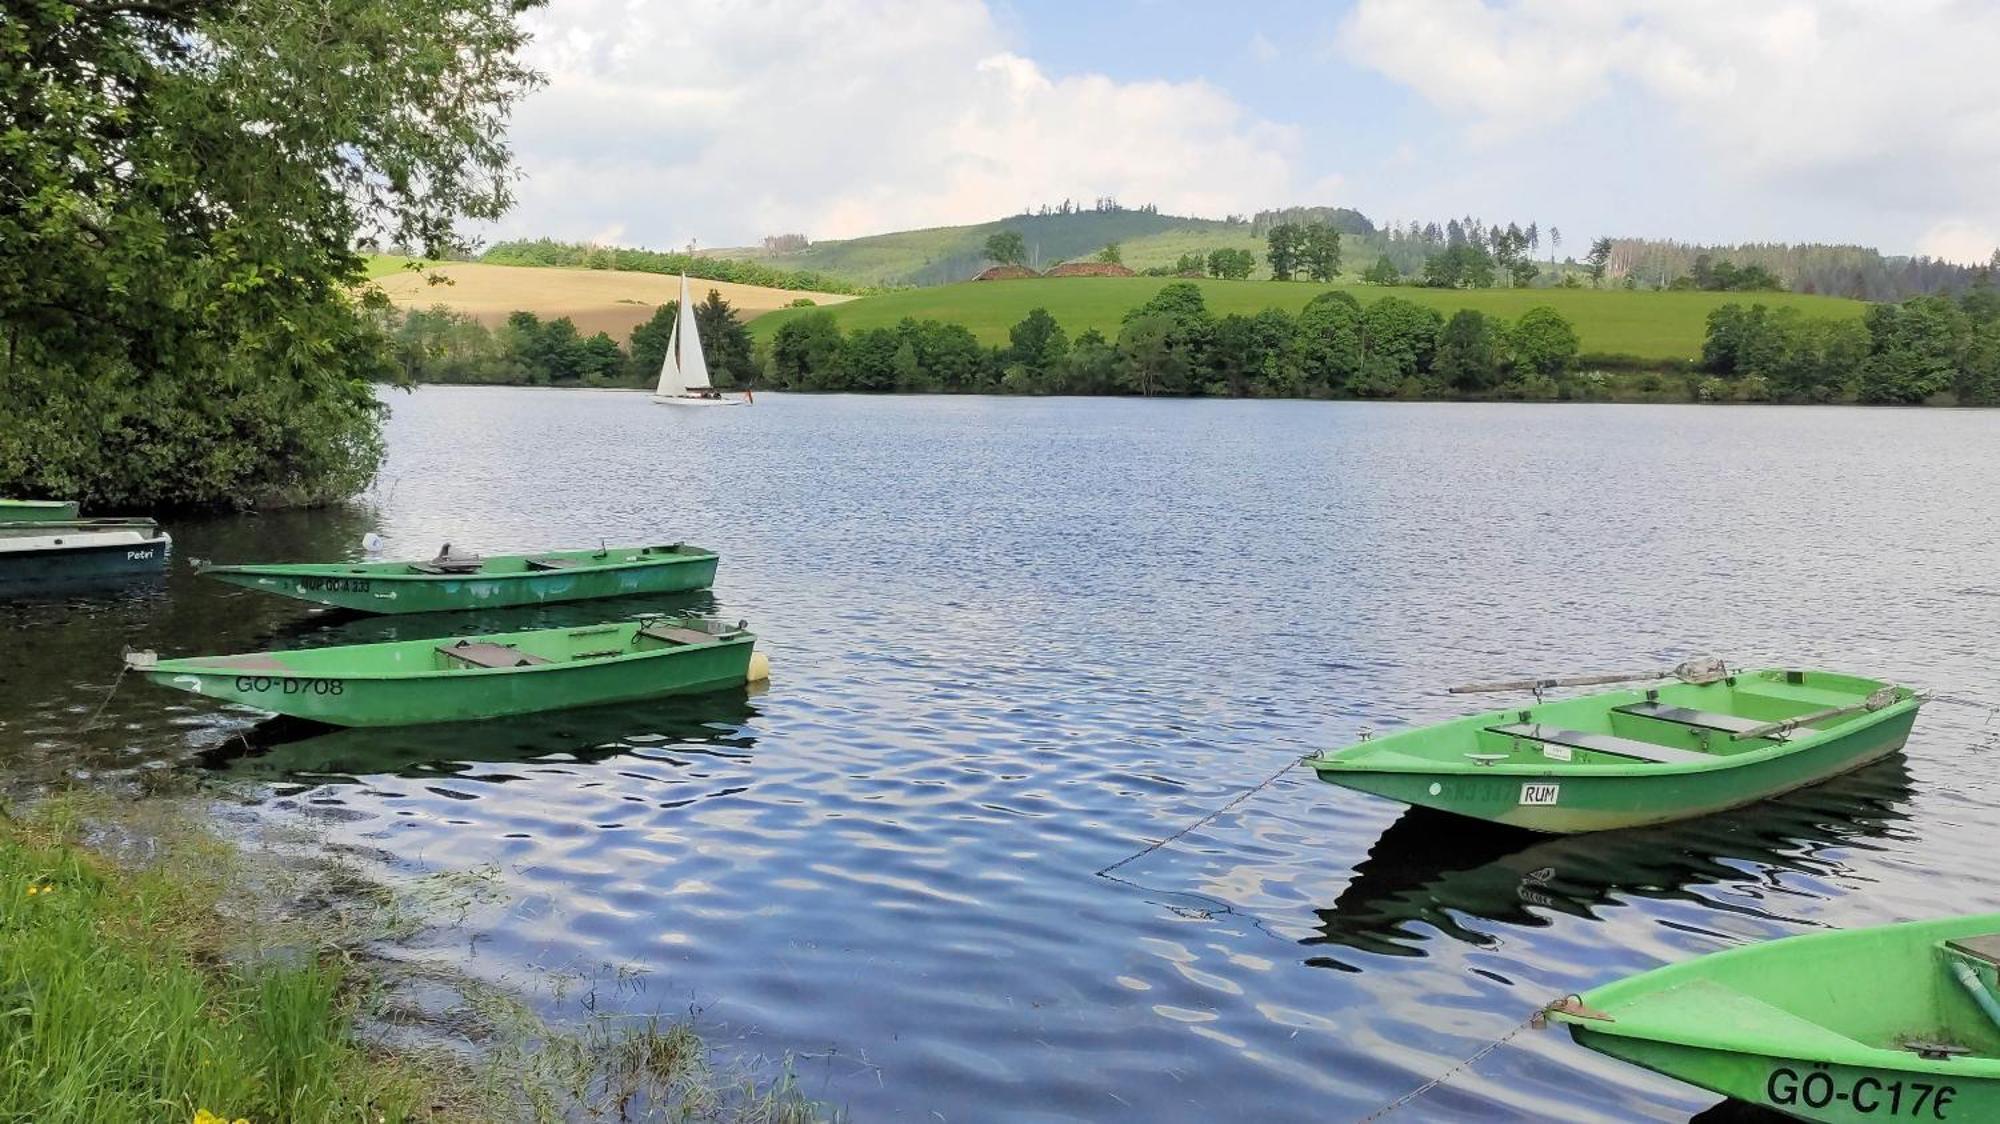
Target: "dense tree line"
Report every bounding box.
[1698,285,2000,404]
[482,239,862,295]
[765,283,1582,399]
[1,0,537,508]
[385,290,757,388]
[1615,240,1994,301]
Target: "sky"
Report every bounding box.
[490,0,2000,263]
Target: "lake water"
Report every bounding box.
[7,388,2000,1121]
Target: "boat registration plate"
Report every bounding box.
[1519,782,1561,806]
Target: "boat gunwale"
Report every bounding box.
[201,547,717,584]
[143,630,755,683]
[1309,691,1924,779]
[1554,912,2000,1078]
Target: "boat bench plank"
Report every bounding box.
[1489,722,1715,765]
[1615,701,1771,735]
[438,642,550,669]
[524,557,581,571]
[639,625,716,646]
[1948,934,2000,968]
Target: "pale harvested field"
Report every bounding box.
[370,262,856,339]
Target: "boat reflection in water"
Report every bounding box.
[200,682,763,789]
[1306,757,1917,969]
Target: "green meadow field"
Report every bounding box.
[747,277,1867,361]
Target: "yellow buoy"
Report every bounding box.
[747,650,771,683]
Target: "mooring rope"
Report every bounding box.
[75,663,130,733]
[1355,1005,1556,1122]
[1094,753,1307,879]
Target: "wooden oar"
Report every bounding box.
[1729,686,1905,741]
[1449,657,1729,695]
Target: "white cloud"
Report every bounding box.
[1918,221,1998,267]
[1338,0,2000,249]
[491,0,1302,249]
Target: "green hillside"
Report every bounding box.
[748,277,1867,361]
[710,209,1258,287]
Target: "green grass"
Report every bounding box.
[748,277,1867,361]
[362,253,418,278]
[0,801,433,1124]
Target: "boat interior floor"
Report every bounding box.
[1487,722,1717,765]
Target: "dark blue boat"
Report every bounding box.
[0,520,173,585]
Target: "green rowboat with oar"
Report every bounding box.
[1545,913,2000,1121]
[127,617,767,726]
[1309,662,1924,833]
[199,542,717,614]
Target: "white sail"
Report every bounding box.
[653,273,712,396]
[655,314,683,396]
[675,274,711,390]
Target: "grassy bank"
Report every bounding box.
[747,276,1866,361]
[0,799,435,1123]
[0,796,828,1123]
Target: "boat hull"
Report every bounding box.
[651,395,744,407]
[1555,912,2000,1122]
[0,529,171,583]
[135,625,758,727]
[203,549,717,614]
[1323,707,1916,832]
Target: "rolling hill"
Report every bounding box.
[707,209,1288,287]
[745,277,1867,361]
[368,260,855,339]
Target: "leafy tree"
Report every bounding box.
[0,0,541,507]
[1266,223,1302,281]
[1244,308,1305,397]
[1858,297,1969,404]
[1357,297,1444,395]
[579,333,626,382]
[1096,242,1124,265]
[629,302,680,380]
[1508,258,1539,288]
[837,327,904,392]
[1206,248,1255,280]
[694,289,756,387]
[1007,308,1070,374]
[1295,291,1365,392]
[1585,238,1614,286]
[1301,223,1342,282]
[1421,243,1495,288]
[1122,282,1214,370]
[1434,310,1508,393]
[985,230,1028,266]
[1362,256,1402,285]
[1052,328,1119,395]
[1511,307,1581,376]
[1116,314,1191,396]
[769,311,845,389]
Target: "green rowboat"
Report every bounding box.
[1546,913,2000,1122]
[200,542,717,614]
[128,617,768,727]
[1309,666,1924,833]
[0,499,80,523]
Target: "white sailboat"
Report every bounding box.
[652,274,747,406]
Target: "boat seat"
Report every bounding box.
[1488,723,1714,765]
[638,624,715,646]
[437,641,550,669]
[1614,701,1772,736]
[409,558,484,575]
[524,556,580,571]
[1947,934,2000,967]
